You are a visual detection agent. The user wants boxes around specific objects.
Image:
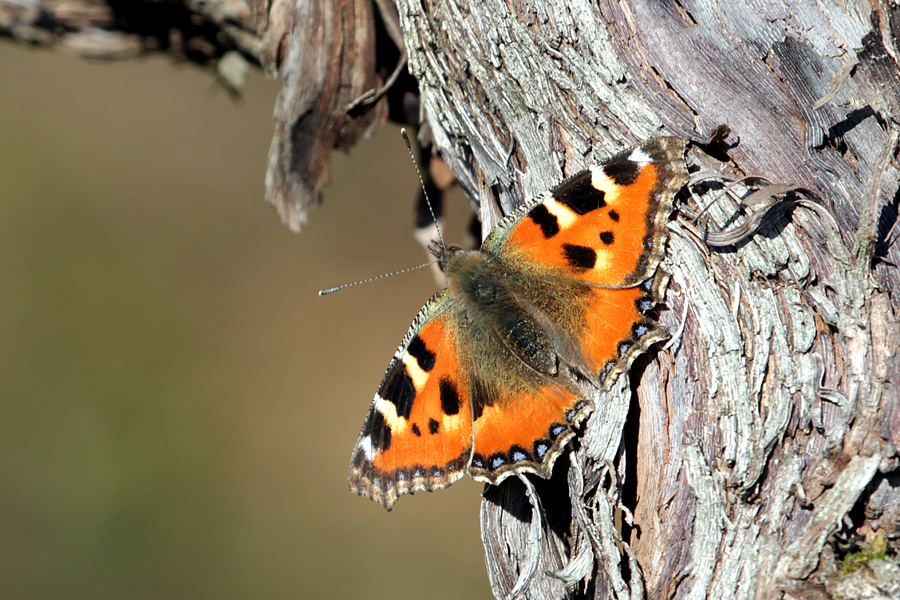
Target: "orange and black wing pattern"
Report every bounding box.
[485,137,686,386]
[486,136,686,288]
[348,292,473,510]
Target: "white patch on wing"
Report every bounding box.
[589,166,620,203]
[628,148,652,167]
[402,353,429,390]
[544,197,578,229]
[358,435,375,460]
[374,395,408,433]
[440,414,463,434]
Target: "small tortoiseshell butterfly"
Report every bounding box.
[349,137,687,509]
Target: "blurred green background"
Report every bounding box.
[0,43,488,599]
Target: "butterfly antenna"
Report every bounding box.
[318,259,440,295]
[401,128,446,250]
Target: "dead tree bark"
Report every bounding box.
[6,1,900,598]
[390,3,900,599]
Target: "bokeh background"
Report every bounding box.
[1,44,490,599]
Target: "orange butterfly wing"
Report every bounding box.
[493,137,684,287]
[468,381,587,484]
[486,136,685,385]
[348,293,473,510]
[463,137,685,483]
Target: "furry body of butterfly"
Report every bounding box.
[349,137,687,509]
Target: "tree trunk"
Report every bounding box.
[392,2,900,599]
[5,0,899,598]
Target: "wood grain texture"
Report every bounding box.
[389,0,900,598]
[261,0,386,230]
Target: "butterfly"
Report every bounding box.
[349,137,687,509]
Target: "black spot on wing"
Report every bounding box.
[428,418,440,434]
[406,335,436,372]
[471,380,494,421]
[412,423,421,437]
[608,209,620,222]
[604,154,640,186]
[599,231,615,245]
[380,366,415,419]
[439,377,460,415]
[527,204,560,238]
[563,244,597,270]
[472,399,485,421]
[369,411,392,452]
[552,171,606,214]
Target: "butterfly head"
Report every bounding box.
[428,240,466,271]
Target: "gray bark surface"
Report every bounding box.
[5,1,899,598]
[392,2,900,598]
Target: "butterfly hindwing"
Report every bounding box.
[348,292,473,510]
[468,379,589,483]
[582,269,671,387]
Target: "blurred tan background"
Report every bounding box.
[0,43,489,599]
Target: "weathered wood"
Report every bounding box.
[389,0,900,598]
[261,0,387,230]
[0,0,264,61]
[6,1,899,598]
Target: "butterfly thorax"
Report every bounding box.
[440,247,596,395]
[443,249,505,305]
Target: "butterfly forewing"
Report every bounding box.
[348,292,473,510]
[485,137,686,288]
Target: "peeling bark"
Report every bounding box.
[261,0,387,230]
[389,1,900,598]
